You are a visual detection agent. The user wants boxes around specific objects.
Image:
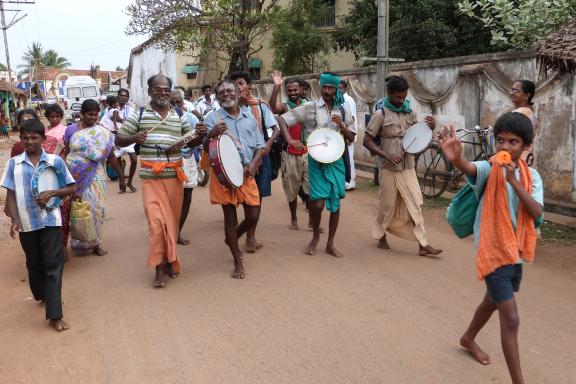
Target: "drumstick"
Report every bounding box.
[307,141,328,148]
[404,137,417,153]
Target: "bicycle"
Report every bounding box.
[415,125,494,198]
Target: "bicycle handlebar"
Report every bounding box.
[457,125,493,134]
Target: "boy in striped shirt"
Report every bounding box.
[1,119,76,332]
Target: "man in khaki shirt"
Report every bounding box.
[363,75,442,256]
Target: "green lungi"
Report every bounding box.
[308,157,346,212]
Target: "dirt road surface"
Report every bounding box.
[0,147,575,383]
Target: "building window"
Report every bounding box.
[315,0,336,28]
[182,64,199,80]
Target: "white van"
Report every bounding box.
[63,76,100,124]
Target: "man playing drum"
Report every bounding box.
[116,74,206,287]
[203,79,265,279]
[268,70,310,230]
[278,72,356,258]
[363,75,442,257]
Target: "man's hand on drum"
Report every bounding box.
[424,116,436,130]
[209,121,228,139]
[288,139,305,151]
[133,131,148,145]
[384,153,403,166]
[331,114,343,128]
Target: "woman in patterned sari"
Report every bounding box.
[63,99,125,256]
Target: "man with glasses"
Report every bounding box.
[116,74,206,288]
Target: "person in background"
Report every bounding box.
[340,80,358,190]
[195,84,220,118]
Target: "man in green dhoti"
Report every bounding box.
[278,72,356,257]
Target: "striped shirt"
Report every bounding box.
[118,104,191,179]
[1,150,75,232]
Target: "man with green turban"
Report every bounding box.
[278,72,356,257]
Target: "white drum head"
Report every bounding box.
[34,166,61,208]
[219,135,244,188]
[307,128,345,163]
[403,122,433,154]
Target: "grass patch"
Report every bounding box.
[355,179,379,194]
[422,196,452,209]
[540,220,576,244]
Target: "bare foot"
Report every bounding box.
[164,262,178,279]
[38,300,46,308]
[177,236,190,245]
[245,240,263,253]
[308,224,324,233]
[289,221,299,230]
[49,319,70,332]
[153,265,167,288]
[93,246,108,256]
[378,236,391,249]
[231,260,245,279]
[305,237,319,255]
[118,188,126,194]
[325,245,344,258]
[460,336,491,365]
[419,244,443,257]
[128,184,137,193]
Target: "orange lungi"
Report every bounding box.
[141,178,183,272]
[209,168,260,207]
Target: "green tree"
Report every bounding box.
[115,65,126,71]
[126,0,281,77]
[458,0,575,50]
[333,0,496,63]
[270,0,331,75]
[17,42,70,78]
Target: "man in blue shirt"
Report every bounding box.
[203,79,264,279]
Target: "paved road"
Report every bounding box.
[0,177,574,384]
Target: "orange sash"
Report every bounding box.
[476,156,536,279]
[140,159,187,182]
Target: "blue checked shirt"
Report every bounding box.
[1,150,75,232]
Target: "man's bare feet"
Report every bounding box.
[128,184,137,193]
[308,224,324,233]
[378,236,391,249]
[118,188,126,194]
[231,260,245,279]
[325,245,344,258]
[93,246,108,256]
[245,240,263,253]
[153,265,167,288]
[164,262,178,279]
[460,336,491,365]
[49,319,70,332]
[177,236,189,245]
[305,237,319,255]
[289,220,299,230]
[419,244,443,257]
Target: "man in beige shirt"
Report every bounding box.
[363,75,442,257]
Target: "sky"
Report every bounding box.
[2,0,147,72]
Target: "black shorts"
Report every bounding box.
[485,264,523,304]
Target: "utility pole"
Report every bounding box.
[376,0,389,99]
[0,0,34,114]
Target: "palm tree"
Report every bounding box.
[17,42,70,79]
[43,49,71,68]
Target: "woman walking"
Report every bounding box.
[63,99,124,256]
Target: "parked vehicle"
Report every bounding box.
[63,76,100,124]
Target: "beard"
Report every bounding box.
[221,98,237,108]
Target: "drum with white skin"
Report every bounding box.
[306,128,346,163]
[402,122,433,154]
[31,164,66,210]
[208,134,244,189]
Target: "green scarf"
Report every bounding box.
[286,98,305,110]
[383,97,412,113]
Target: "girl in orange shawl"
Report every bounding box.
[438,112,543,384]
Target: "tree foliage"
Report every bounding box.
[17,42,70,78]
[458,0,575,50]
[125,0,281,77]
[270,0,331,75]
[333,0,496,63]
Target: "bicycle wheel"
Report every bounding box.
[415,143,451,198]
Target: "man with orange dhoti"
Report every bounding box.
[116,74,206,287]
[203,79,264,279]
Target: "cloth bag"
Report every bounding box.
[446,184,479,238]
[70,198,97,242]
